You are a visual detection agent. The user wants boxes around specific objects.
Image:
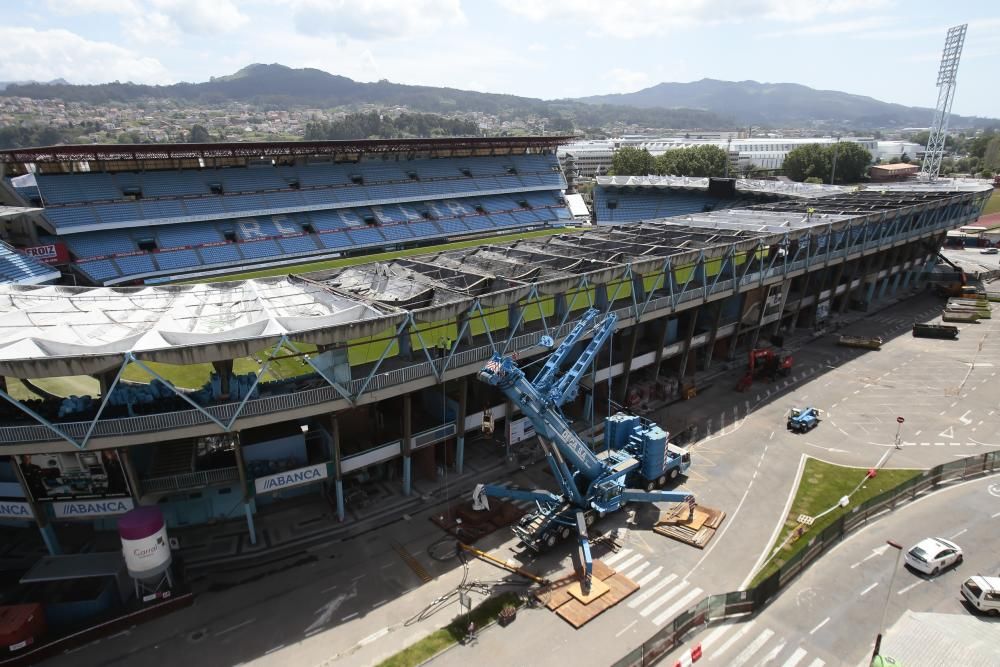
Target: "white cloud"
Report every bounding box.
[0,26,171,84]
[288,0,465,40]
[500,0,894,39]
[45,0,248,38]
[603,68,652,94]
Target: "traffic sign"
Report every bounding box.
[896,416,905,424]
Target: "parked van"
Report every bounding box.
[960,576,1000,616]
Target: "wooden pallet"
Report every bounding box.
[534,559,638,628]
[653,504,726,549]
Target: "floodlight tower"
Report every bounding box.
[920,23,967,181]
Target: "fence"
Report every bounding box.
[612,451,1000,667]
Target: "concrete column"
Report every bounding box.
[13,460,61,555]
[96,369,118,397]
[455,378,468,474]
[791,271,814,329]
[457,312,471,346]
[397,327,413,361]
[232,433,256,545]
[701,301,724,371]
[652,316,671,380]
[840,258,866,314]
[677,309,699,381]
[0,375,6,394]
[118,448,143,503]
[212,360,233,400]
[329,414,345,522]
[402,394,412,496]
[615,324,641,405]
[507,302,522,337]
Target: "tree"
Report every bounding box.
[782,141,871,184]
[740,162,759,178]
[187,124,211,143]
[610,147,655,176]
[804,177,824,184]
[653,145,728,177]
[899,153,910,164]
[983,136,1000,172]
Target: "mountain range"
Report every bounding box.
[2,64,996,130]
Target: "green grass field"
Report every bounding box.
[749,458,921,587]
[183,227,577,283]
[984,190,1000,217]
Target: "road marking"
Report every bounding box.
[624,561,650,580]
[639,580,688,617]
[340,612,358,622]
[628,571,675,608]
[810,617,830,634]
[807,659,825,667]
[914,430,922,436]
[958,410,973,425]
[860,582,879,596]
[991,511,1000,518]
[615,620,637,637]
[603,548,633,566]
[897,580,925,595]
[264,644,286,655]
[949,528,968,539]
[759,640,788,665]
[216,619,255,636]
[358,627,389,646]
[700,624,732,651]
[711,620,757,660]
[850,562,861,569]
[614,553,644,572]
[782,647,809,667]
[727,627,774,667]
[652,587,704,626]
[635,566,663,588]
[322,584,339,593]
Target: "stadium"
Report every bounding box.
[0,136,993,562]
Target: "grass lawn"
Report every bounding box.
[749,458,921,587]
[182,227,578,283]
[984,190,1000,217]
[375,592,521,667]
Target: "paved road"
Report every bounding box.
[42,292,1000,667]
[663,474,1000,667]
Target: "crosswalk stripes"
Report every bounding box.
[781,647,809,667]
[633,566,663,588]
[622,560,649,580]
[710,620,757,660]
[614,553,644,573]
[694,622,829,667]
[651,587,703,626]
[602,547,633,567]
[727,628,773,667]
[639,580,688,617]
[627,571,675,608]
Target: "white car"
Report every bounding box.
[980,247,999,254]
[904,537,963,575]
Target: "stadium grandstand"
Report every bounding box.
[0,136,572,286]
[0,205,60,285]
[0,178,992,552]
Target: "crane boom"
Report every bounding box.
[531,308,600,398]
[547,312,617,408]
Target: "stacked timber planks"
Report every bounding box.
[653,504,726,548]
[534,559,639,628]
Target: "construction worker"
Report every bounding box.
[436,335,447,359]
[806,206,815,220]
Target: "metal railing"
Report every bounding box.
[0,213,973,446]
[141,466,240,494]
[611,451,1000,667]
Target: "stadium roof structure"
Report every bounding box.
[0,277,400,377]
[0,187,988,379]
[0,136,575,166]
[597,175,992,196]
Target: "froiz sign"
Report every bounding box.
[254,463,328,494]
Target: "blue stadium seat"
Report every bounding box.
[319,232,354,249]
[77,259,121,281]
[407,222,441,238]
[198,244,243,265]
[154,249,199,271]
[140,199,186,219]
[65,232,138,258]
[346,228,385,246]
[380,225,413,241]
[0,242,58,284]
[239,240,281,259]
[113,254,156,276]
[437,219,469,234]
[44,207,100,229]
[183,198,227,216]
[278,236,319,254]
[463,216,495,231]
[94,202,142,224]
[156,223,223,248]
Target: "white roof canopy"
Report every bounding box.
[0,277,395,377]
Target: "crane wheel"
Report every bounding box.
[560,526,571,540]
[584,513,595,527]
[544,533,558,549]
[646,481,655,492]
[657,475,667,487]
[669,468,679,481]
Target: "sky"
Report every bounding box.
[1,0,998,118]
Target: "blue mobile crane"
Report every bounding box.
[472,308,694,592]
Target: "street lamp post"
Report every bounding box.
[873,539,904,662]
[830,135,842,185]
